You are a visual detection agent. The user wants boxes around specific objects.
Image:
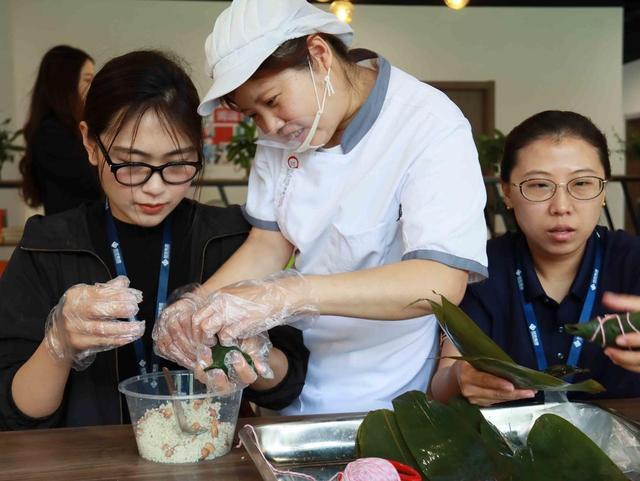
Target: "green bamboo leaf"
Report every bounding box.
[392,391,507,481]
[512,414,628,481]
[429,294,605,393]
[203,345,255,376]
[565,311,640,349]
[509,448,540,481]
[446,356,605,393]
[428,295,514,362]
[448,396,514,459]
[355,409,422,476]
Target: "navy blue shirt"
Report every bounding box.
[460,226,640,400]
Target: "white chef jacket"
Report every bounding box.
[243,56,488,415]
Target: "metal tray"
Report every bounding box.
[239,402,640,481]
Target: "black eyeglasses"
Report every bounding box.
[94,135,202,187]
[512,176,607,202]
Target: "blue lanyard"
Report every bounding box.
[105,202,172,376]
[515,234,602,373]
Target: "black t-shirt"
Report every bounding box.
[87,201,193,420]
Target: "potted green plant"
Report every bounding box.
[474,129,516,233]
[225,118,257,178]
[474,128,505,175]
[0,118,24,179]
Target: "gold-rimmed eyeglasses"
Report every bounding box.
[512,176,607,202]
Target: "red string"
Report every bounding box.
[388,460,422,481]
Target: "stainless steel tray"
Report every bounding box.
[239,402,640,481]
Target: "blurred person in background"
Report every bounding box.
[19,45,102,215]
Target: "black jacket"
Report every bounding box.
[0,201,308,430]
[32,115,102,214]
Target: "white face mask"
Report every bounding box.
[255,60,335,153]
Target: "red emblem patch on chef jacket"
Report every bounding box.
[287,155,300,169]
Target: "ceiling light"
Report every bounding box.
[444,0,470,10]
[330,1,354,24]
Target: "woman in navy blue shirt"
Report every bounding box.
[431,110,640,406]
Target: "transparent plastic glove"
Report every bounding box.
[194,333,274,394]
[192,270,319,347]
[44,275,144,371]
[152,283,204,369]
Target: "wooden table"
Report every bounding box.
[1,399,639,481]
[0,418,266,481]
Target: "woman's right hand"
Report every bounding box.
[44,276,145,370]
[454,360,537,407]
[153,286,207,369]
[193,333,274,394]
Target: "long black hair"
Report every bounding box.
[19,45,93,207]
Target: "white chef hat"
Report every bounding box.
[197,0,354,116]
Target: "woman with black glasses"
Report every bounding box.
[0,50,308,430]
[431,110,640,406]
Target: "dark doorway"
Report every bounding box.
[429,81,495,136]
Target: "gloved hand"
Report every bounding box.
[152,283,205,369]
[193,333,274,394]
[192,270,319,346]
[44,276,144,371]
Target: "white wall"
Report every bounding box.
[0,1,626,239]
[624,59,640,119]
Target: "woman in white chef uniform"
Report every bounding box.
[154,0,488,415]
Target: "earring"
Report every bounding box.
[602,199,607,207]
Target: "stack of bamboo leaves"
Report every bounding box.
[356,391,629,481]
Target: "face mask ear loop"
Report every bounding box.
[308,57,323,111]
[317,68,334,115]
[293,60,334,154]
[309,57,334,114]
[325,69,335,98]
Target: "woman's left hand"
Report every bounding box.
[602,292,640,373]
[192,270,319,346]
